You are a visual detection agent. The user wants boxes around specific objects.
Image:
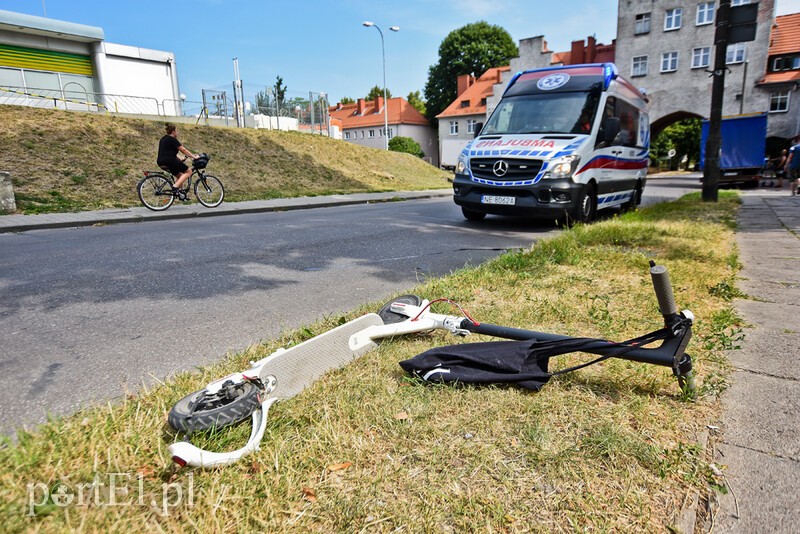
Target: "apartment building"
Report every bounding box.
[329,96,438,165]
[613,0,795,140]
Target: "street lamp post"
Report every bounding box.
[362,21,399,150]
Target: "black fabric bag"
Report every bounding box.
[398,340,551,391]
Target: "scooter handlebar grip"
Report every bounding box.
[649,264,678,317]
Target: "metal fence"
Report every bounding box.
[0,85,206,117]
[0,84,333,135]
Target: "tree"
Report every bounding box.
[407,90,426,116]
[365,85,392,101]
[651,119,702,170]
[424,21,517,121]
[340,96,355,105]
[389,136,425,158]
[274,75,287,106]
[254,90,271,114]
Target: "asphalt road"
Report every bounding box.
[0,175,700,433]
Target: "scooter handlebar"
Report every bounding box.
[649,261,678,318]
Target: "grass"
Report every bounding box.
[0,192,742,532]
[0,105,451,214]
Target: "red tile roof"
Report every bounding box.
[329,97,429,129]
[769,13,800,55]
[436,66,510,119]
[760,13,800,85]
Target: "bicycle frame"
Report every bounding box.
[168,261,694,468]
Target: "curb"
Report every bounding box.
[0,189,454,233]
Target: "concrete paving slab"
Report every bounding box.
[714,441,800,534]
[728,329,800,380]
[719,368,800,460]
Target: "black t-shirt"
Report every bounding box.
[157,135,182,164]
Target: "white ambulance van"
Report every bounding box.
[452,63,649,223]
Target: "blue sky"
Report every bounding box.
[4,0,800,106]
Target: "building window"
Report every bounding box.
[635,13,651,35]
[449,121,459,135]
[661,52,679,72]
[696,3,714,25]
[345,132,351,140]
[368,129,375,138]
[773,56,800,71]
[632,56,648,77]
[360,131,365,138]
[769,91,789,112]
[467,119,477,134]
[731,0,750,5]
[665,8,682,31]
[460,100,470,108]
[387,128,393,139]
[726,43,746,64]
[479,97,487,106]
[692,47,711,68]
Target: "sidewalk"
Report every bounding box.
[0,188,453,233]
[712,186,800,532]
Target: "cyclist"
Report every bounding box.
[157,123,198,200]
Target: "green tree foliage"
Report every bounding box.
[424,21,517,122]
[651,119,702,170]
[407,90,426,116]
[274,75,287,105]
[254,90,271,114]
[340,96,355,105]
[365,85,393,101]
[389,136,425,158]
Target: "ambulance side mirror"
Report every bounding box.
[474,122,483,138]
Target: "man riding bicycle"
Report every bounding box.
[157,123,198,201]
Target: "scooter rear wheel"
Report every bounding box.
[168,380,262,434]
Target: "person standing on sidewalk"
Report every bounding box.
[157,123,198,201]
[788,136,800,196]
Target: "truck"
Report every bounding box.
[699,113,767,188]
[452,63,649,224]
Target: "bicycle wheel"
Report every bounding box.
[194,175,224,208]
[137,175,175,211]
[168,380,262,434]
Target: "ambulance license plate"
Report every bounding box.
[481,195,516,205]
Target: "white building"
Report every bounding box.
[0,9,182,115]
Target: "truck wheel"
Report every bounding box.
[571,184,596,224]
[462,207,486,221]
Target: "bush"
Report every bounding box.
[388,136,425,158]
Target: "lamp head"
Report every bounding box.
[362,21,374,27]
[389,26,400,32]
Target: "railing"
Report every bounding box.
[0,85,334,136]
[0,85,204,117]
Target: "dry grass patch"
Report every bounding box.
[0,193,741,532]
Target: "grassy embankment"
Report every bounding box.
[0,192,742,532]
[0,105,450,214]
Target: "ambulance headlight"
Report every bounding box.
[547,155,580,179]
[455,156,467,175]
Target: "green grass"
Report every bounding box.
[0,192,742,532]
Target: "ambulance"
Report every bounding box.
[452,63,649,223]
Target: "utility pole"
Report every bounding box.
[702,0,730,203]
[702,0,759,202]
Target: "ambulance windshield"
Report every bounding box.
[483,91,600,135]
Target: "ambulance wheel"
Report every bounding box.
[462,207,486,221]
[623,181,643,210]
[572,184,596,224]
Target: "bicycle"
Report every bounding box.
[166,261,695,468]
[136,153,224,211]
